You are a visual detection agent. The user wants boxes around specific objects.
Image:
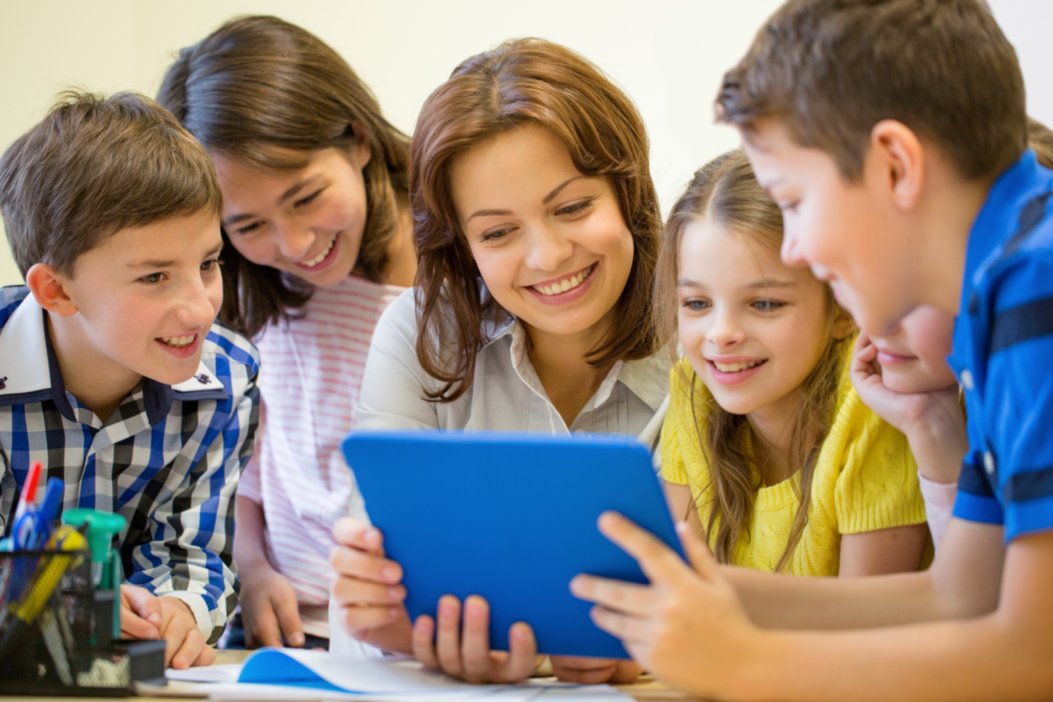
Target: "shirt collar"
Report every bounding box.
[0,294,227,424]
[484,312,670,413]
[964,149,1043,287]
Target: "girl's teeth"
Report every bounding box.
[713,360,763,373]
[535,265,593,296]
[302,237,336,267]
[162,335,195,348]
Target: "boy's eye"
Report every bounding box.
[139,272,164,284]
[555,198,595,217]
[752,299,786,312]
[294,190,323,208]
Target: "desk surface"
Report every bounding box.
[12,650,707,702]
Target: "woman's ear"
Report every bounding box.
[869,119,925,212]
[25,263,78,317]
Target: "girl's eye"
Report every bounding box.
[555,198,595,217]
[752,299,786,312]
[233,221,263,236]
[139,272,164,285]
[681,298,710,312]
[294,190,323,208]
[201,258,222,274]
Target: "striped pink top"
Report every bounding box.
[238,275,404,638]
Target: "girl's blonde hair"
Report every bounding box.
[655,150,851,570]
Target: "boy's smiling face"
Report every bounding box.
[52,210,224,403]
[743,119,921,338]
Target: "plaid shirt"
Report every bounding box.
[0,286,259,642]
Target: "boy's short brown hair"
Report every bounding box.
[717,0,1028,182]
[0,91,221,277]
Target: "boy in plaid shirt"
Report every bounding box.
[0,92,259,669]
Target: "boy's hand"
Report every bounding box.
[120,583,162,640]
[411,594,539,683]
[239,563,305,648]
[570,513,756,698]
[850,335,957,434]
[550,655,643,684]
[159,597,215,669]
[330,517,413,653]
[851,335,966,484]
[120,585,215,668]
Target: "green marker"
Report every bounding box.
[61,509,126,588]
[62,509,126,642]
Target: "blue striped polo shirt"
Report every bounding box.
[950,150,1053,542]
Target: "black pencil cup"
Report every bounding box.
[0,549,166,696]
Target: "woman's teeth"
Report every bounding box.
[534,264,595,296]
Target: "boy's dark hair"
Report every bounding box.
[716,0,1028,182]
[0,91,221,277]
[158,15,410,339]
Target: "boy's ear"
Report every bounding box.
[25,263,78,317]
[831,305,856,341]
[869,120,925,211]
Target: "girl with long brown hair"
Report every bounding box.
[158,15,415,650]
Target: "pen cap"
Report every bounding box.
[60,509,125,583]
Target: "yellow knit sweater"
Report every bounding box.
[660,351,926,576]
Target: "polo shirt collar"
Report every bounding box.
[965,149,1041,285]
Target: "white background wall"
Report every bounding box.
[1,1,1050,286]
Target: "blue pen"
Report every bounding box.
[31,478,64,549]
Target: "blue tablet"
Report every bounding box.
[341,430,685,659]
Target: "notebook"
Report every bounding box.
[342,431,685,659]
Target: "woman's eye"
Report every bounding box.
[480,227,513,243]
[556,198,595,217]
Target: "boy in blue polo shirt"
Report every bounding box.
[0,92,259,669]
[570,0,1053,699]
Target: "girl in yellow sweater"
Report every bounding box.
[656,150,928,576]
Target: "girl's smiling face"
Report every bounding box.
[451,123,634,347]
[677,215,840,441]
[213,145,371,287]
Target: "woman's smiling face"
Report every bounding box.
[451,123,634,345]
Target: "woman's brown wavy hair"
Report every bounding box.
[158,15,409,338]
[411,38,663,402]
[655,150,852,571]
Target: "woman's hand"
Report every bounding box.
[330,517,413,653]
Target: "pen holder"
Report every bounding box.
[0,549,166,696]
